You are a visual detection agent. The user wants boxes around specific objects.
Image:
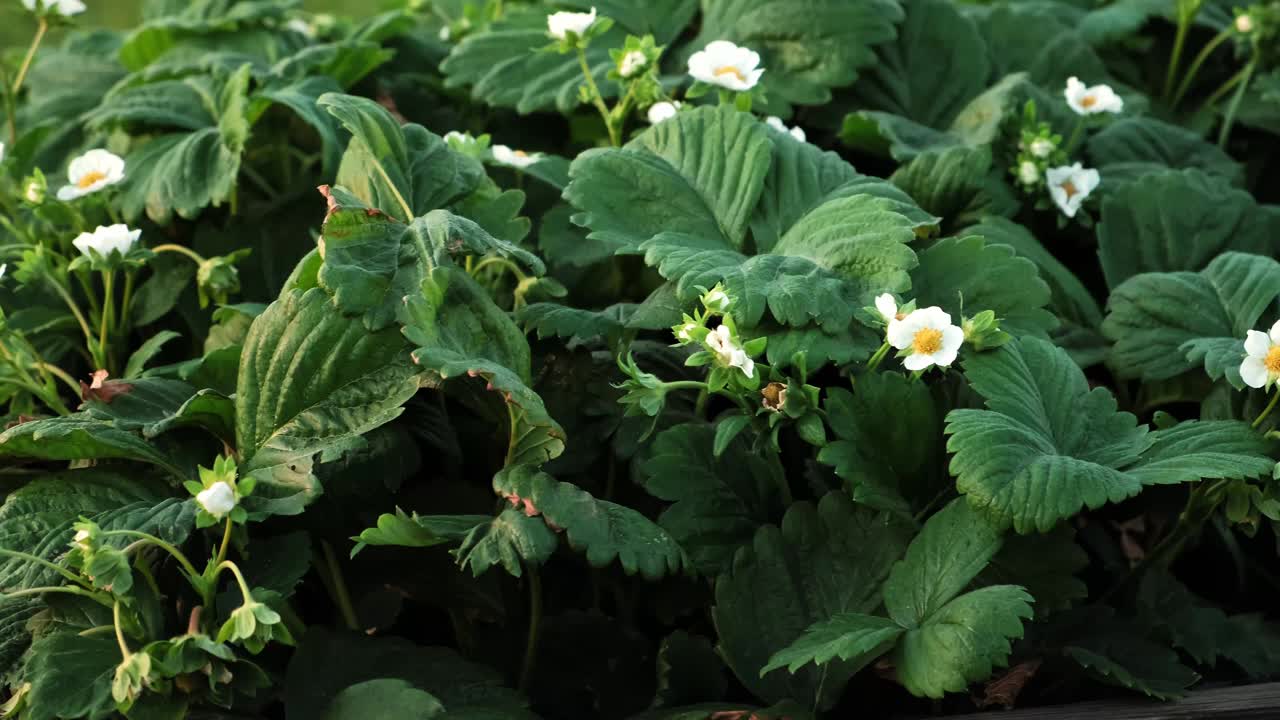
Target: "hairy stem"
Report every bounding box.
[518,567,543,694]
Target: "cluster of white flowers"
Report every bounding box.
[706,324,755,378]
[687,40,764,92]
[57,149,125,201]
[1241,321,1280,390]
[876,295,964,371]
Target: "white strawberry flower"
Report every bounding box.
[1235,14,1254,33]
[1018,160,1041,185]
[491,145,541,169]
[0,142,5,163]
[196,481,237,519]
[1064,77,1123,115]
[875,294,899,324]
[701,285,731,313]
[619,50,647,78]
[1029,138,1055,158]
[1240,321,1280,389]
[1045,163,1100,218]
[887,306,964,372]
[687,40,764,92]
[647,101,681,124]
[72,224,141,260]
[56,149,125,201]
[22,0,85,16]
[547,6,597,40]
[0,264,6,281]
[706,325,755,378]
[765,116,806,142]
[286,18,314,37]
[676,321,699,342]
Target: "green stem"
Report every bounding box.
[2,585,111,607]
[1064,116,1087,154]
[116,272,134,335]
[113,601,131,659]
[321,541,359,631]
[151,244,206,265]
[1163,9,1194,101]
[98,270,114,370]
[518,567,543,694]
[371,161,414,222]
[217,560,254,602]
[0,549,93,588]
[215,516,233,567]
[49,277,95,354]
[31,362,78,397]
[693,388,709,418]
[11,18,46,96]
[1252,389,1280,429]
[1171,28,1234,108]
[865,341,892,372]
[469,256,528,282]
[576,47,617,146]
[102,530,199,580]
[1217,57,1256,148]
[1202,65,1250,111]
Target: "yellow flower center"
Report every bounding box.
[912,327,943,355]
[1265,346,1280,374]
[1060,180,1079,199]
[514,150,528,158]
[714,65,746,83]
[77,170,107,189]
[1081,94,1097,109]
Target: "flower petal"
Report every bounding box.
[903,352,934,371]
[1269,320,1280,345]
[1245,329,1272,357]
[1241,356,1270,389]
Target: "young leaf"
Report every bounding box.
[639,423,786,576]
[353,510,489,554]
[493,464,685,579]
[713,493,912,710]
[1103,252,1280,388]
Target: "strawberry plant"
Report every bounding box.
[1,0,1280,718]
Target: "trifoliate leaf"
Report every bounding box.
[639,423,787,576]
[440,6,625,114]
[1103,252,1280,388]
[319,93,486,220]
[1086,117,1243,187]
[566,106,772,254]
[403,266,565,466]
[713,493,912,710]
[761,614,903,675]
[236,288,422,518]
[1097,169,1280,289]
[946,337,1152,532]
[819,375,944,516]
[493,464,685,579]
[844,0,991,131]
[691,0,904,111]
[910,235,1057,338]
[456,508,558,578]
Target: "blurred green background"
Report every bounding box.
[3,1,378,47]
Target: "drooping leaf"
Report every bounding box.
[82,377,234,443]
[1097,169,1279,289]
[639,423,786,576]
[236,287,422,518]
[1102,252,1280,388]
[713,493,912,709]
[0,415,186,478]
[454,508,559,579]
[493,464,685,579]
[691,0,905,111]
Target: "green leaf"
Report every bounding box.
[1136,570,1280,671]
[0,468,184,590]
[319,93,486,220]
[82,377,234,443]
[123,330,182,379]
[516,303,633,349]
[882,499,1005,626]
[236,287,422,518]
[1102,252,1280,388]
[455,508,558,578]
[493,464,685,579]
[761,614,903,675]
[318,186,542,330]
[844,0,990,129]
[285,628,538,719]
[978,6,1108,89]
[404,266,565,466]
[909,235,1057,338]
[818,375,943,515]
[639,423,786,576]
[441,6,626,114]
[890,584,1034,698]
[566,106,772,254]
[713,493,912,709]
[353,510,489,553]
[24,634,118,720]
[256,75,346,175]
[1062,620,1200,701]
[560,0,698,43]
[0,597,41,671]
[692,0,904,110]
[119,65,252,223]
[945,337,1152,532]
[1097,169,1280,289]
[324,679,444,720]
[1124,420,1276,487]
[0,415,186,478]
[653,631,729,708]
[1086,117,1242,186]
[119,0,300,70]
[890,146,996,227]
[977,525,1088,617]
